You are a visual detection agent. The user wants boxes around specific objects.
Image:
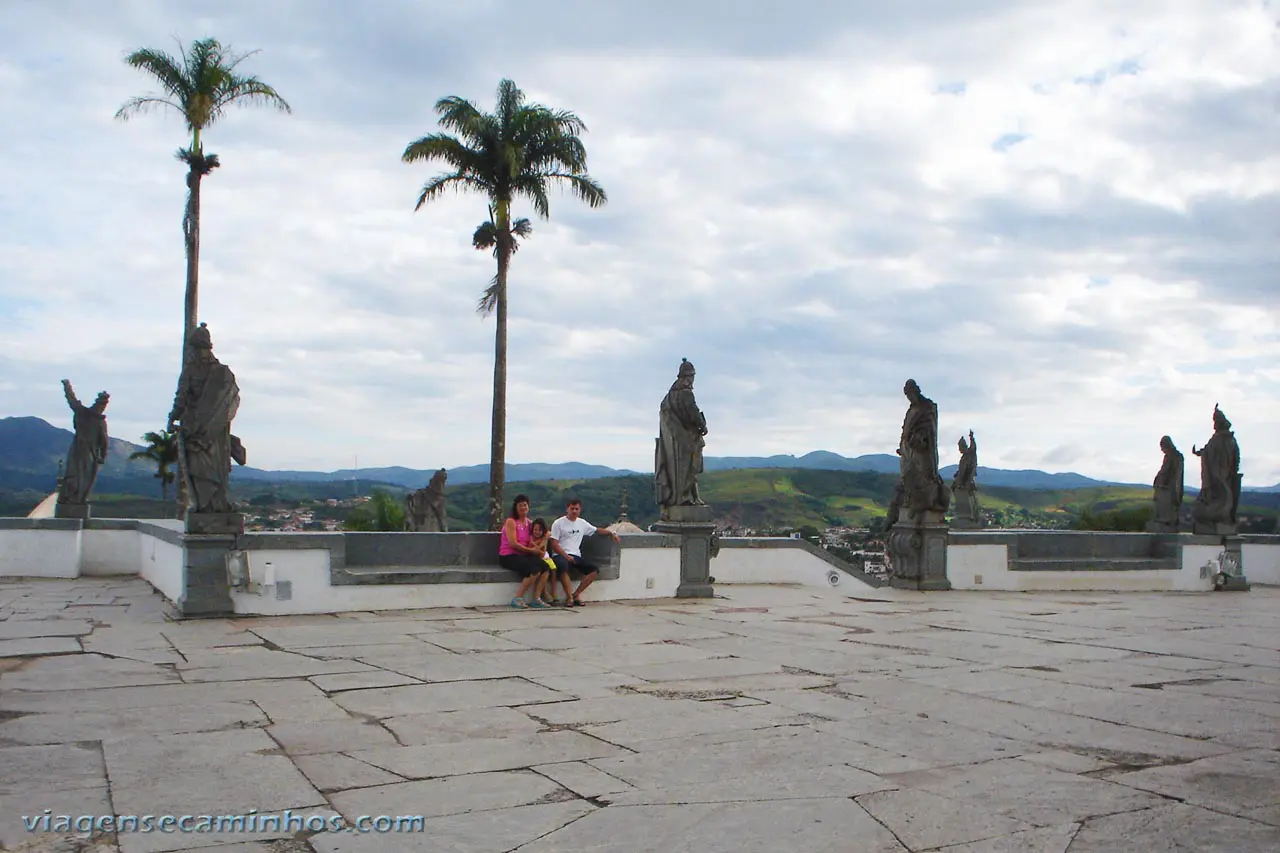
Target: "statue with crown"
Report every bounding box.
[655,357,708,520]
[1191,404,1241,535]
[169,323,247,532]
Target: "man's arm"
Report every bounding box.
[594,525,621,542]
[548,537,571,560]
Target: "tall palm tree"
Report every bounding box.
[114,37,291,356]
[129,430,179,502]
[403,79,606,529]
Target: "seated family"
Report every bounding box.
[498,494,621,609]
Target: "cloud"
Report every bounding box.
[1,0,1278,487]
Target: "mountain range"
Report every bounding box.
[4,415,1278,494]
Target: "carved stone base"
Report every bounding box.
[887,522,951,591]
[178,535,236,617]
[660,504,714,523]
[1215,574,1251,592]
[1192,521,1237,536]
[54,502,90,520]
[654,512,716,598]
[186,512,245,536]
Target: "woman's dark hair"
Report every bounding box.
[509,494,532,519]
[530,518,548,536]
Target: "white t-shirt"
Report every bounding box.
[551,516,597,557]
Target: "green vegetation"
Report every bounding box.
[344,490,406,531]
[402,79,606,531]
[128,430,179,501]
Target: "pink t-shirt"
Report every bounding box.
[498,518,532,556]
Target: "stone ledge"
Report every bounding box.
[1012,557,1181,572]
[335,565,518,585]
[0,517,82,531]
[717,537,886,588]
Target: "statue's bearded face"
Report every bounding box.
[92,394,110,413]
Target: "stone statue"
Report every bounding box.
[406,468,448,532]
[951,430,981,527]
[895,379,950,521]
[1191,405,1241,534]
[1148,435,1184,532]
[168,323,246,516]
[655,358,708,512]
[56,379,110,509]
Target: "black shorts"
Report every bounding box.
[499,553,548,578]
[551,554,599,577]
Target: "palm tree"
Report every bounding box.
[129,430,179,502]
[403,79,607,529]
[115,38,291,357]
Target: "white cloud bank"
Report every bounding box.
[1,0,1277,485]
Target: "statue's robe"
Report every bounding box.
[60,406,108,505]
[1194,430,1240,525]
[655,384,706,508]
[1152,449,1184,526]
[179,359,240,514]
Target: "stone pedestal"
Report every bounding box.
[887,512,950,591]
[186,512,245,536]
[1216,537,1250,592]
[179,534,237,616]
[54,502,90,520]
[654,505,716,599]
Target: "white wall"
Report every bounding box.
[81,529,140,576]
[1242,542,1280,586]
[949,542,1215,592]
[0,528,81,578]
[713,546,879,595]
[227,545,686,616]
[138,530,185,604]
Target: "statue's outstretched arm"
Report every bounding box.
[61,379,81,410]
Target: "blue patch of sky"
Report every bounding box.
[1074,57,1142,86]
[991,132,1028,152]
[935,81,966,95]
[1087,276,1110,288]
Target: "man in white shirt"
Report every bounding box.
[549,498,620,606]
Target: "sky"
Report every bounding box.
[1,0,1277,486]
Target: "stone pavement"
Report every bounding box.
[1,578,1278,853]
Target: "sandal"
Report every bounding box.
[529,599,551,609]
[572,597,586,607]
[509,597,528,609]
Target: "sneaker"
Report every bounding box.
[529,599,551,609]
[509,597,528,609]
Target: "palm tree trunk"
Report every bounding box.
[488,232,511,530]
[175,159,202,521]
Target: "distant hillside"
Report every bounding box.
[0,416,159,490]
[5,416,1275,496]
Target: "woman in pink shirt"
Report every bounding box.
[499,494,551,608]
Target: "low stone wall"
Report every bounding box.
[715,538,884,590]
[945,530,1280,592]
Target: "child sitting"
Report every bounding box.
[529,518,560,606]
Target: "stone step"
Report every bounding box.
[339,565,517,585]
[1011,557,1180,573]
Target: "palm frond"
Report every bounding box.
[477,274,500,316]
[401,134,483,172]
[511,218,532,239]
[121,47,190,100]
[414,173,493,211]
[472,220,498,251]
[433,96,487,140]
[114,95,184,122]
[211,76,291,117]
[549,173,608,208]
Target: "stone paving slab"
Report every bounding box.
[2,577,1278,852]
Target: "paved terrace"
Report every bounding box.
[1,579,1277,853]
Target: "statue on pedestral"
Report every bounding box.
[1191,405,1241,534]
[655,358,708,513]
[951,430,981,526]
[168,323,246,515]
[406,468,448,532]
[1148,435,1184,532]
[895,379,950,522]
[57,380,110,507]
